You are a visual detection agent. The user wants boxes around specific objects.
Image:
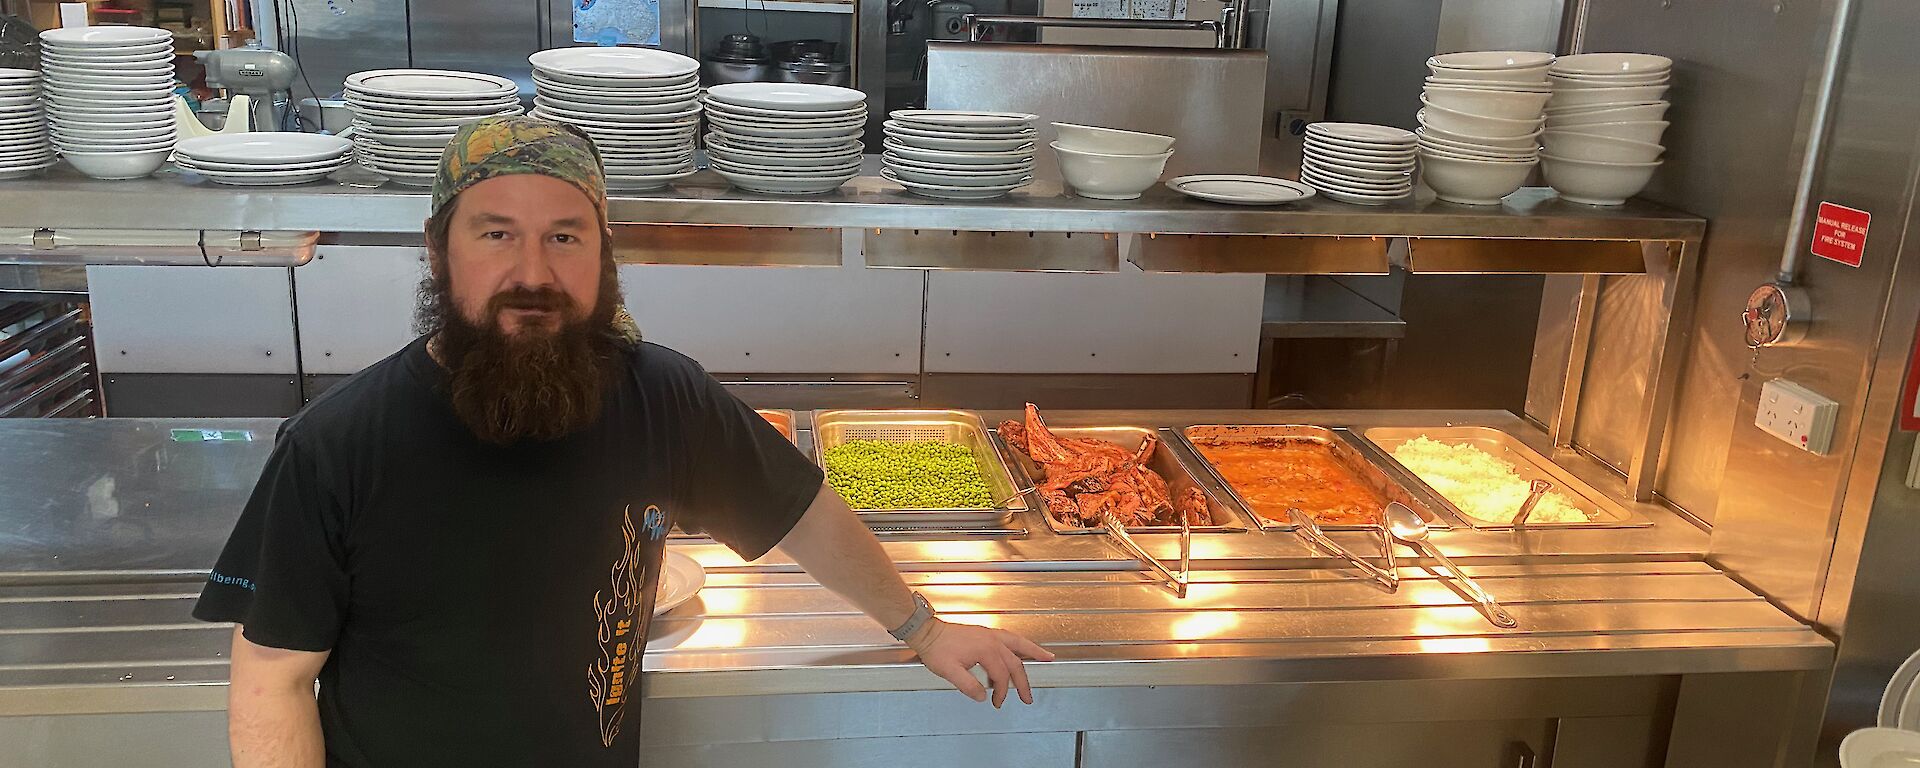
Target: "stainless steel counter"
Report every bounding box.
[0,415,1830,767]
[0,165,1704,241]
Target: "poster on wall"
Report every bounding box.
[574,0,661,47]
[1071,0,1188,20]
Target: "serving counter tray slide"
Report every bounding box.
[1177,424,1452,532]
[811,409,1025,529]
[994,424,1249,535]
[1361,426,1650,530]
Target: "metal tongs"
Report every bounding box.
[1287,507,1399,592]
[1103,503,1191,598]
[1512,479,1553,527]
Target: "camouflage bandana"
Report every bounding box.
[431,115,608,221]
[430,115,642,345]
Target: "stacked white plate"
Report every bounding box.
[528,47,701,191]
[703,82,866,195]
[345,69,523,187]
[1416,51,1552,205]
[172,133,353,186]
[39,26,178,180]
[0,69,51,181]
[1542,53,1672,206]
[1301,123,1415,205]
[880,110,1035,200]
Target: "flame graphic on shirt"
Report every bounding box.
[586,507,640,748]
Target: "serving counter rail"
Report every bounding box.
[0,415,1825,767]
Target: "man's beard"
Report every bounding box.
[417,265,621,445]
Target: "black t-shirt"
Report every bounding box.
[193,336,822,767]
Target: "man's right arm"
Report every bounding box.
[227,626,330,768]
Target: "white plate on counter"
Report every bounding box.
[713,165,858,195]
[531,47,699,81]
[705,82,865,112]
[704,100,863,122]
[345,69,517,101]
[710,122,863,141]
[888,109,1035,130]
[654,550,706,616]
[534,95,697,117]
[176,133,352,165]
[606,168,699,192]
[881,167,1029,200]
[1167,175,1316,205]
[40,26,173,47]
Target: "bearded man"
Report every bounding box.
[195,116,1051,768]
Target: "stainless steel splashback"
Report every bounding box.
[924,41,1266,181]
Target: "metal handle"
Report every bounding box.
[1415,540,1518,628]
[963,13,1227,47]
[1103,514,1188,597]
[1288,508,1399,591]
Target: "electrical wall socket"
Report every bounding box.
[1757,378,1840,455]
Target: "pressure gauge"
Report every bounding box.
[1743,282,1810,348]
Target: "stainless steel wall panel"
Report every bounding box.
[277,0,411,105]
[1435,0,1561,55]
[87,266,298,376]
[922,270,1263,374]
[925,42,1266,181]
[641,732,1077,768]
[1568,0,1839,523]
[619,264,925,375]
[0,712,230,767]
[290,246,425,376]
[1323,0,1439,129]
[1078,721,1557,768]
[409,0,542,89]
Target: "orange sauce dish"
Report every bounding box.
[1191,440,1386,526]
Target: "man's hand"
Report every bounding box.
[907,619,1056,707]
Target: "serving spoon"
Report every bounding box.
[1384,502,1518,628]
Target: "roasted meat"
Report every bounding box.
[1000,404,1211,528]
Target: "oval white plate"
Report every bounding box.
[1306,121,1417,146]
[40,26,173,47]
[881,167,1029,200]
[705,82,866,112]
[1167,174,1315,205]
[889,109,1036,130]
[531,47,700,81]
[176,133,352,165]
[345,69,518,101]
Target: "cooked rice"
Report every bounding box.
[1390,436,1589,524]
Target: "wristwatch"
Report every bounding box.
[888,592,937,641]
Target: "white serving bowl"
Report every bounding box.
[1418,137,1534,161]
[1548,119,1669,145]
[61,147,171,179]
[1545,102,1670,126]
[1421,85,1551,121]
[1541,129,1664,164]
[1419,150,1537,205]
[53,125,174,142]
[1550,52,1672,77]
[1052,142,1173,200]
[1541,152,1661,206]
[1547,84,1669,108]
[1548,73,1668,91]
[1424,76,1548,93]
[1429,51,1555,70]
[1418,100,1544,139]
[1427,65,1550,85]
[1051,122,1174,155]
[1416,124,1543,152]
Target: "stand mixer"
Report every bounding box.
[196,43,298,131]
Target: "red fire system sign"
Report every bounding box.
[1902,322,1920,432]
[1812,202,1871,267]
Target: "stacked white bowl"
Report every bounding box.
[0,69,52,181]
[529,47,701,191]
[1049,122,1174,200]
[1541,53,1672,206]
[39,26,178,180]
[703,83,866,196]
[173,133,353,186]
[345,69,523,187]
[879,111,1036,200]
[1415,51,1551,205]
[1301,123,1415,205]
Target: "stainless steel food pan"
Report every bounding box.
[812,409,1024,527]
[996,424,1248,535]
[1177,424,1450,531]
[1361,426,1647,529]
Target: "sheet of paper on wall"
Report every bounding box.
[574,0,662,46]
[1070,0,1188,20]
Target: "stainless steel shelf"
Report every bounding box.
[0,164,1705,242]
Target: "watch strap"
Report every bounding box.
[888,592,936,641]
